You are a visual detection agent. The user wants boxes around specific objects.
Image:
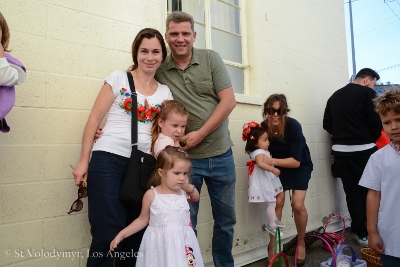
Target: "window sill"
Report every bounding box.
[234,93,264,106]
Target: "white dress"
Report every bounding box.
[136,187,204,267]
[248,149,283,202]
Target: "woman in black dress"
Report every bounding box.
[261,94,313,267]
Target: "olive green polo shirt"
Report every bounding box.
[156,48,233,159]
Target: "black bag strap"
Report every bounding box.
[126,71,138,147]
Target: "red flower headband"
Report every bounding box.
[242,121,262,141]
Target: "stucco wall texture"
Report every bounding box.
[0,0,350,266]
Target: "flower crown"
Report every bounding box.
[242,121,262,141]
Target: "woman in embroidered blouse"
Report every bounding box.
[261,94,313,267]
[72,28,173,267]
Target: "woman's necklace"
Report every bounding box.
[134,71,155,110]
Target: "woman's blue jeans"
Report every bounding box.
[86,151,145,267]
[189,149,236,267]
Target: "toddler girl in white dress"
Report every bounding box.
[110,146,204,267]
[242,122,285,235]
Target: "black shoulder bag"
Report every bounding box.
[119,72,156,208]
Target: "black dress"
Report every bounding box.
[261,117,313,190]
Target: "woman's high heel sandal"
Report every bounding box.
[296,258,306,267]
[296,243,306,267]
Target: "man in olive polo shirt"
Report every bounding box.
[156,11,237,267]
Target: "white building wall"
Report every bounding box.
[230,0,351,265]
[0,0,349,266]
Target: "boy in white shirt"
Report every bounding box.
[359,88,400,266]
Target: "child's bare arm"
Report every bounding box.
[255,154,280,177]
[110,189,153,251]
[366,189,384,254]
[182,183,199,202]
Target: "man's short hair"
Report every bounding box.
[355,68,380,81]
[165,11,194,32]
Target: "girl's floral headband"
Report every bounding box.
[242,121,261,141]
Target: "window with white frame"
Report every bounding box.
[166,0,247,94]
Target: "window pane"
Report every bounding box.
[194,23,206,49]
[168,0,204,23]
[226,65,243,94]
[211,28,242,63]
[210,0,240,34]
[183,0,204,23]
[224,0,239,5]
[167,0,182,11]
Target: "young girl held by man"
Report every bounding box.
[242,121,285,235]
[151,99,199,202]
[110,146,204,267]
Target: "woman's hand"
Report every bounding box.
[263,156,274,165]
[264,156,300,168]
[73,161,89,186]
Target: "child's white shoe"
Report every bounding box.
[266,224,276,236]
[275,219,286,228]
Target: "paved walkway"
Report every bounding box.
[244,228,366,267]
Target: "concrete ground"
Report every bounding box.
[243,228,367,267]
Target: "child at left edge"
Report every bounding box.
[0,12,27,132]
[242,121,285,235]
[359,88,400,266]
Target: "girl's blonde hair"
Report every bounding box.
[374,87,400,116]
[149,146,191,187]
[151,100,188,155]
[0,12,11,52]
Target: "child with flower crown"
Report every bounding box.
[242,121,285,235]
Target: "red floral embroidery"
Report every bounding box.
[123,98,132,112]
[145,106,160,121]
[137,106,146,121]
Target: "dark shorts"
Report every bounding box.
[279,164,313,191]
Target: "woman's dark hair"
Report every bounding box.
[245,127,268,154]
[128,28,167,71]
[262,94,290,140]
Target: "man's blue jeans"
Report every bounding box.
[189,149,236,267]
